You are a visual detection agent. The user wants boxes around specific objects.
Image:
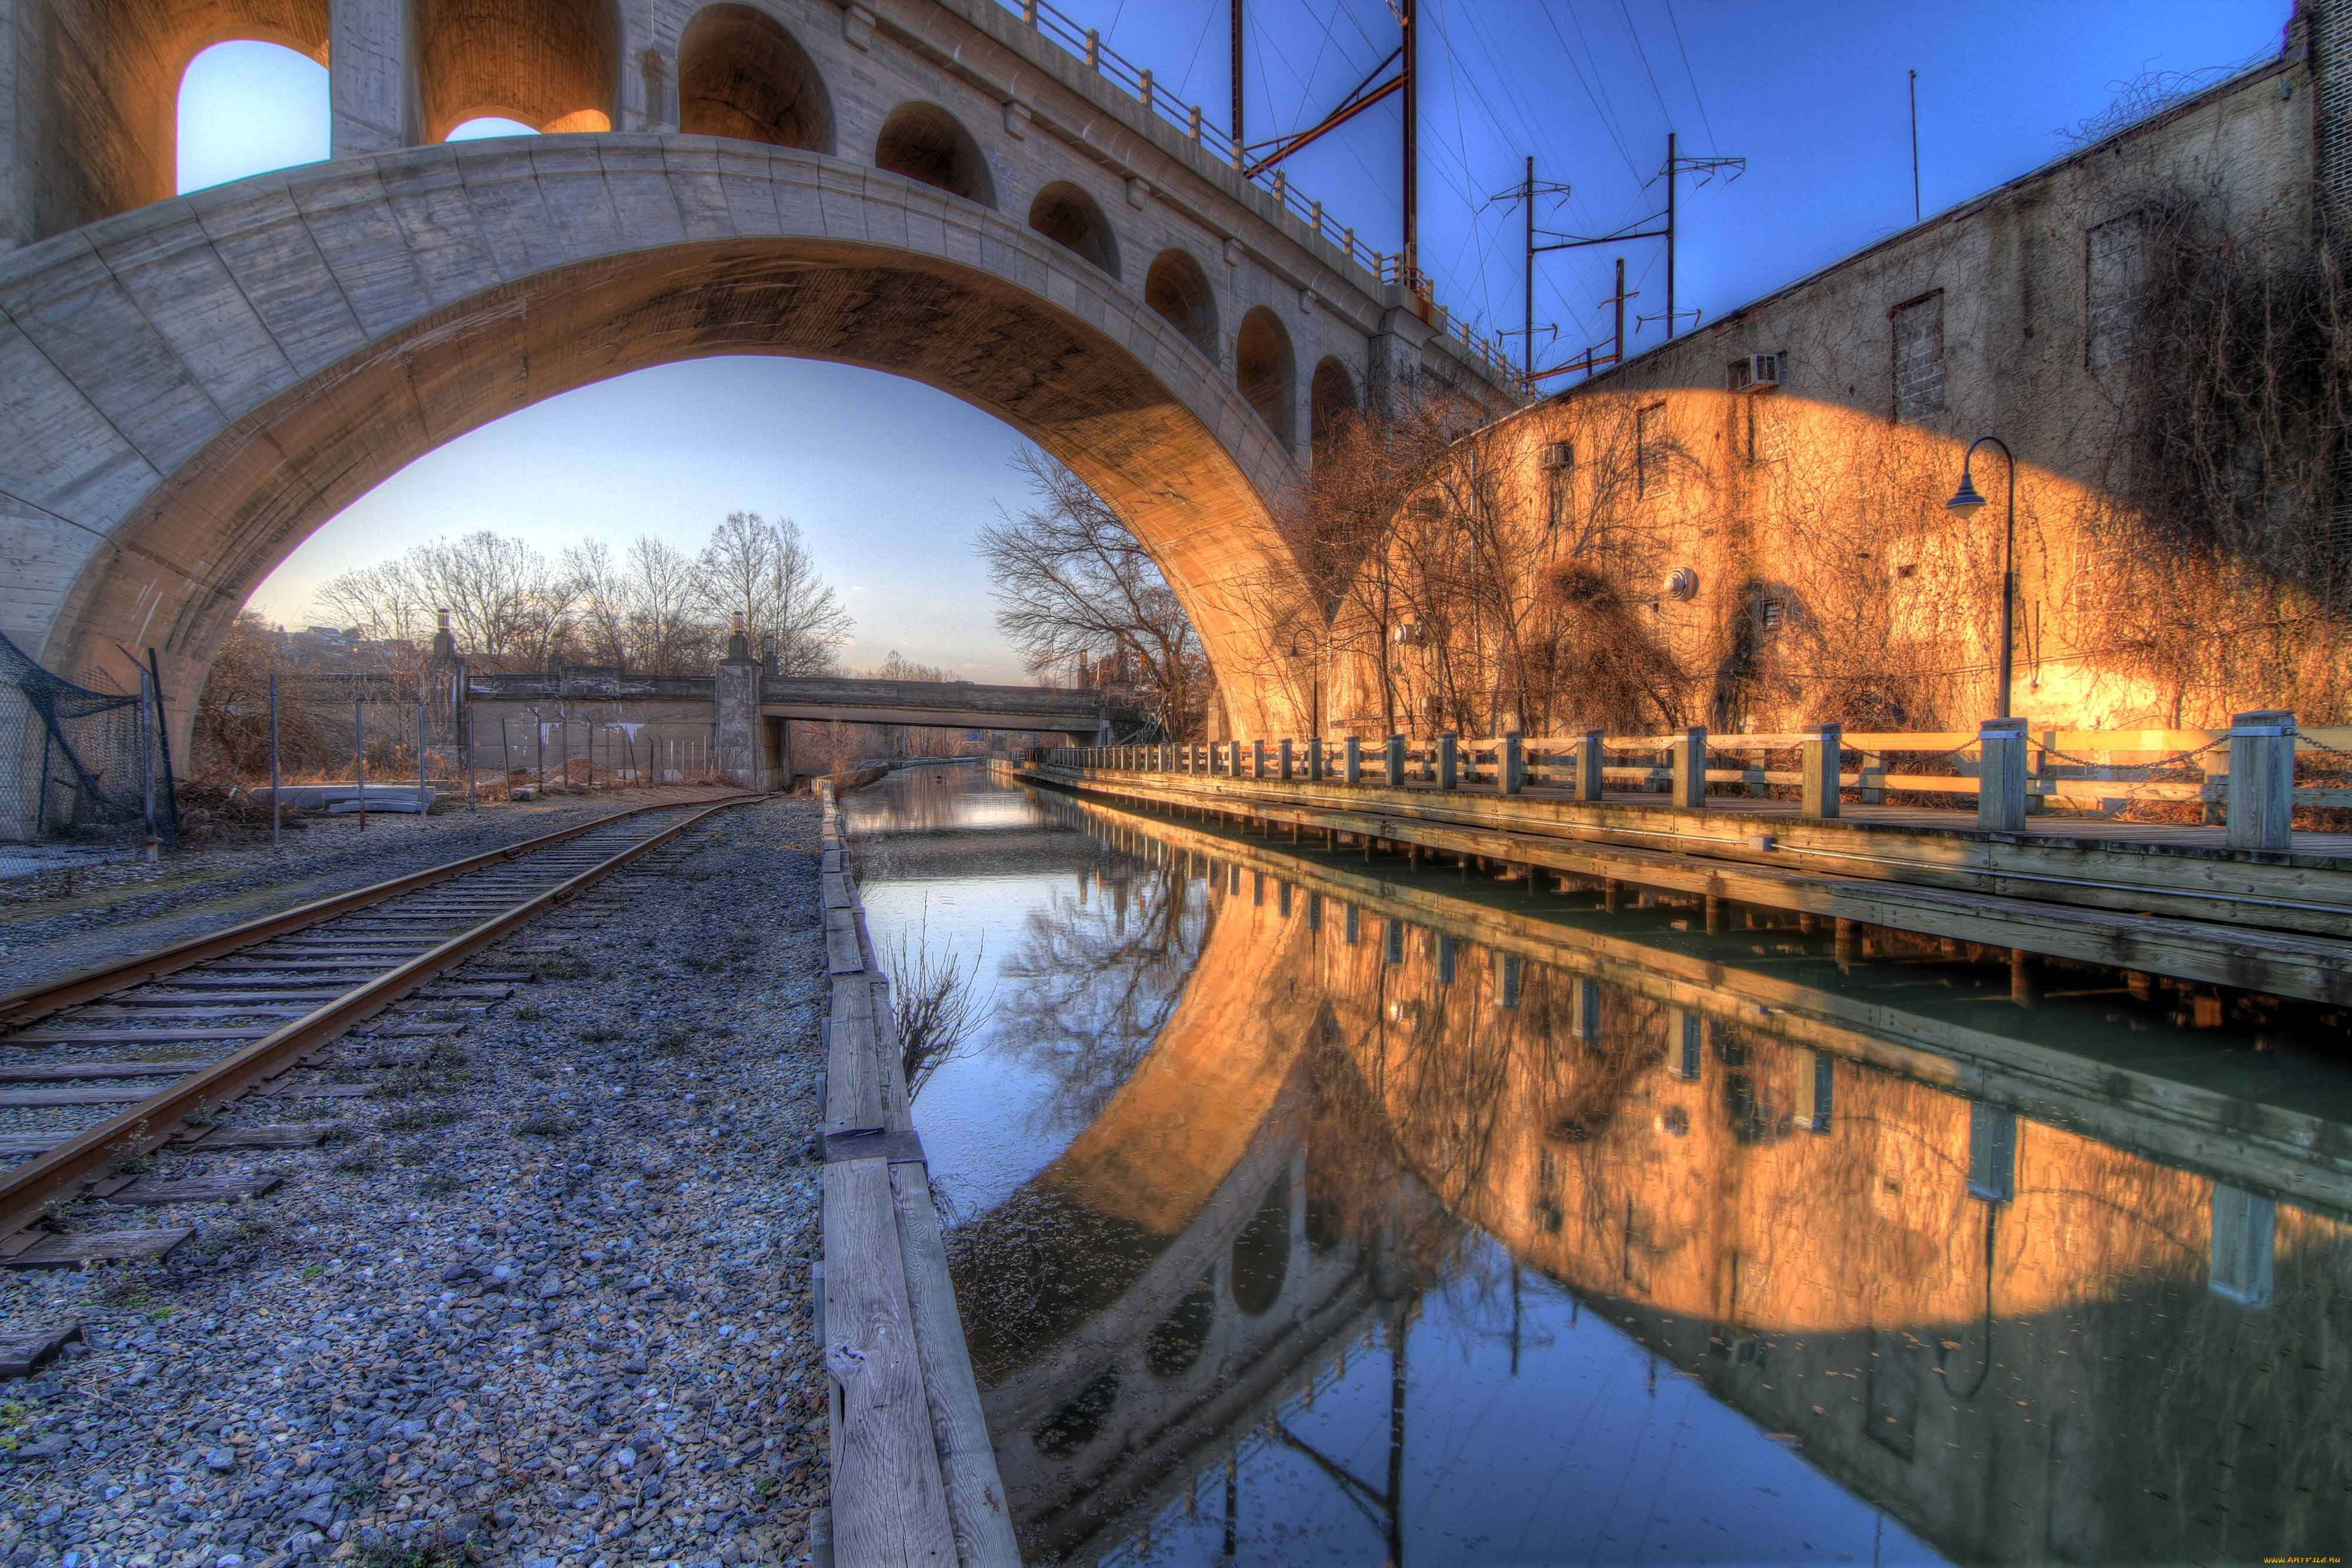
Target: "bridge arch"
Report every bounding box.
[0,137,1314,761]
[18,0,330,238]
[417,0,620,141]
[676,4,833,155]
[1144,248,1219,363]
[1236,306,1295,449]
[1028,181,1118,278]
[874,101,994,208]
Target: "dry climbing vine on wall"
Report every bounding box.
[2079,184,2352,724]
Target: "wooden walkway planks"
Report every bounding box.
[814,783,1020,1568]
[1035,767,2352,1004]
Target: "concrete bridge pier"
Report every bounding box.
[712,628,777,793]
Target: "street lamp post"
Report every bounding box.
[1945,436,2019,719]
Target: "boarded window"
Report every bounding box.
[1635,403,1666,497]
[1892,292,1944,423]
[1545,473,1568,530]
[2087,216,2147,369]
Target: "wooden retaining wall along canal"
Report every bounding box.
[816,783,1020,1568]
[1017,760,2352,1005]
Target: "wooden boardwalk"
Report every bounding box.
[815,784,1020,1568]
[1022,764,2352,1005]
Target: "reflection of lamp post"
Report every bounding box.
[1945,436,2018,718]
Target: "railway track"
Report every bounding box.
[0,794,753,1274]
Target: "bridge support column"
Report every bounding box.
[330,0,420,156]
[714,630,766,791]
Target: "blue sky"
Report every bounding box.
[184,1,2287,680]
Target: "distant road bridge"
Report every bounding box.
[299,660,1120,788]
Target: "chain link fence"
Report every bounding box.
[2,632,175,876]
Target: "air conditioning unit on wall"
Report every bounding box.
[1728,353,1783,393]
[1539,442,1573,470]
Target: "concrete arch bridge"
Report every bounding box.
[0,0,1516,828]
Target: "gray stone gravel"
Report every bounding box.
[1,790,736,995]
[0,797,828,1566]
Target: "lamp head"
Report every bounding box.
[1946,470,1988,519]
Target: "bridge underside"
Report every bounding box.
[761,703,1095,738]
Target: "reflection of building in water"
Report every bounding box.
[950,797,2352,1566]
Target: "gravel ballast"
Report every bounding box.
[1,790,739,997]
[0,796,830,1567]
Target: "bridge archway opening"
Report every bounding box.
[1237,307,1297,450]
[31,1,328,235]
[875,102,995,208]
[176,39,331,196]
[1143,1284,1218,1379]
[677,5,834,153]
[418,0,620,142]
[1029,182,1120,278]
[1230,1172,1292,1315]
[1144,249,1220,362]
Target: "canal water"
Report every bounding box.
[841,763,2352,1567]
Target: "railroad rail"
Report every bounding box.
[0,794,751,1267]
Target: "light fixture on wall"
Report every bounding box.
[1663,566,1699,601]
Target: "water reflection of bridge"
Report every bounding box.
[943,786,2352,1566]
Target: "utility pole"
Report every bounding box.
[1909,69,1923,222]
[1230,0,1244,169]
[1400,0,1418,285]
[1490,155,1571,376]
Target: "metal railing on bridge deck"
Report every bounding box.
[1041,709,2348,854]
[994,0,1526,394]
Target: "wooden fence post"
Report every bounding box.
[1669,726,1706,808]
[1252,740,1268,779]
[1979,718,2028,831]
[1278,738,1294,781]
[1859,748,1886,805]
[1307,737,1325,781]
[1575,730,1604,801]
[1384,735,1405,787]
[1801,722,1841,819]
[1438,733,1458,790]
[1344,737,1362,785]
[1501,733,1524,795]
[2227,710,2296,852]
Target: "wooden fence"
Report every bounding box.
[1045,709,2346,851]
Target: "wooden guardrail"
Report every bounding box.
[814,783,1020,1568]
[1049,708,2346,851]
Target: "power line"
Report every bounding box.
[1660,0,1718,151]
[1611,0,1675,123]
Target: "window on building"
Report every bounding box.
[1635,403,1666,497]
[1891,292,1944,423]
[1757,592,1789,631]
[2086,215,2148,369]
[1545,473,1568,530]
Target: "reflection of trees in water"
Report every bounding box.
[994,855,1210,1141]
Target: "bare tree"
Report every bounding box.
[313,559,429,647]
[622,536,713,674]
[979,448,1208,738]
[564,539,630,667]
[693,511,853,674]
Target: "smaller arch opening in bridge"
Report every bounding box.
[1237,308,1297,450]
[1145,249,1220,362]
[1028,182,1120,277]
[677,5,833,153]
[1310,357,1357,469]
[875,102,995,208]
[1230,1172,1291,1315]
[418,0,620,142]
[176,39,330,196]
[1144,1285,1217,1379]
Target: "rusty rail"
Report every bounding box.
[0,795,753,1242]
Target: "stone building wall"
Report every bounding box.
[1330,16,2345,737]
